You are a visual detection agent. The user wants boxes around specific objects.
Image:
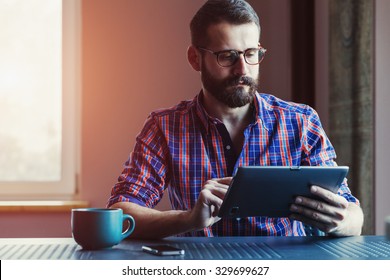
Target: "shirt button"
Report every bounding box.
[226,145,231,150]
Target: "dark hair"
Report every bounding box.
[190,0,260,46]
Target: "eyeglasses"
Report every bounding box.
[197,46,267,67]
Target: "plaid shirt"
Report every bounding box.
[108,92,359,236]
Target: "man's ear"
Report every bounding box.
[187,45,201,71]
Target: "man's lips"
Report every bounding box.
[228,76,254,87]
[234,83,248,87]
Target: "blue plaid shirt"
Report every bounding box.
[108,92,359,236]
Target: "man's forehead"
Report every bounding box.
[205,22,260,49]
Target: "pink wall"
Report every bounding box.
[0,0,293,237]
[80,0,203,210]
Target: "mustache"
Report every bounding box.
[227,76,257,87]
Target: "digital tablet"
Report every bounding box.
[218,166,349,218]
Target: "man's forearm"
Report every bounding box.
[110,202,195,239]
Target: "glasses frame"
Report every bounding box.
[196,45,267,67]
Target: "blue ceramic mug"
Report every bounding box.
[71,208,135,250]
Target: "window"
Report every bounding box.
[0,0,80,199]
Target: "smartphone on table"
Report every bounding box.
[142,244,185,256]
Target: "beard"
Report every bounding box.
[201,64,259,108]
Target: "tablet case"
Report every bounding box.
[218,166,349,218]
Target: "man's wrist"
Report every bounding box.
[174,209,198,235]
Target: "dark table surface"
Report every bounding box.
[1,235,389,260]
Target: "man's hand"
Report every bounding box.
[290,185,363,236]
[110,177,232,239]
[189,177,232,230]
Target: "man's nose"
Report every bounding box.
[232,54,248,76]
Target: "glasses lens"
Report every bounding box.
[245,48,265,65]
[259,48,266,63]
[217,50,239,67]
[245,49,259,65]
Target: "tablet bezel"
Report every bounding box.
[218,166,349,218]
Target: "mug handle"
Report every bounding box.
[121,214,136,239]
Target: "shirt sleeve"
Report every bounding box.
[107,113,170,208]
[302,107,336,166]
[302,107,360,205]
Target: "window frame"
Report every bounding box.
[0,0,81,200]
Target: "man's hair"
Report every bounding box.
[190,0,260,46]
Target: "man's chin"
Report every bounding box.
[229,84,249,91]
[224,92,254,108]
[226,103,248,109]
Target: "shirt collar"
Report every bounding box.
[194,91,217,133]
[253,92,270,131]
